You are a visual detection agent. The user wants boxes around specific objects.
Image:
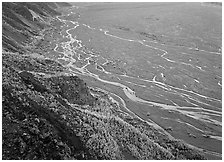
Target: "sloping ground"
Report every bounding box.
[2,2,63,53]
[2,52,206,160]
[2,2,207,160]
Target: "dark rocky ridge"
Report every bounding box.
[2,2,207,160]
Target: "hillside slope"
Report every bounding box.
[2,2,206,160]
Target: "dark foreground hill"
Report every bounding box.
[2,2,206,160]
